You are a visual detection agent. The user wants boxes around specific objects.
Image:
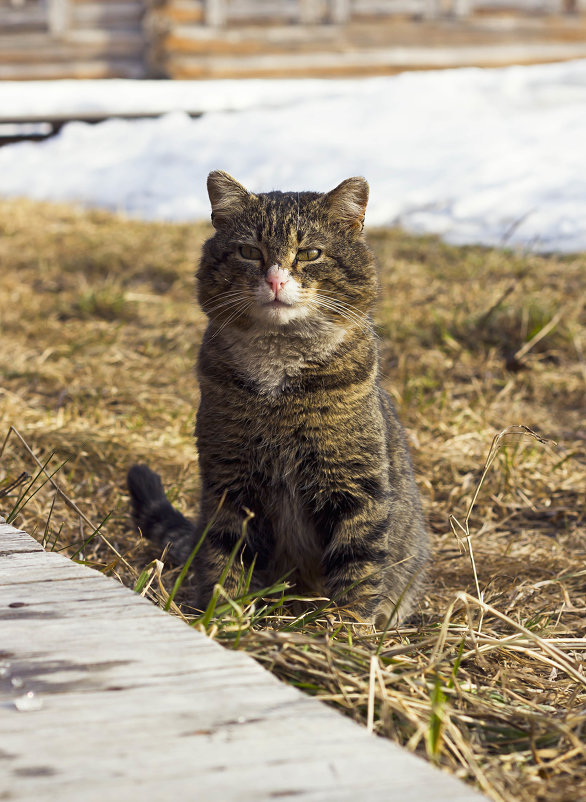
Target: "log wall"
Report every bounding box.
[0,0,145,79]
[0,0,585,80]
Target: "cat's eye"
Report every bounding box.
[239,244,262,260]
[296,248,321,262]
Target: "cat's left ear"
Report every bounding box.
[207,170,256,228]
[325,177,369,232]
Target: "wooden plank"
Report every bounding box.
[72,1,143,28]
[423,0,441,17]
[0,59,145,79]
[0,33,144,61]
[0,5,47,29]
[162,22,339,42]
[351,0,428,13]
[0,110,203,126]
[65,28,143,46]
[148,0,204,24]
[468,0,562,7]
[228,0,302,20]
[0,523,44,555]
[0,520,488,802]
[47,0,71,35]
[163,39,586,78]
[452,0,472,15]
[299,0,323,22]
[329,0,351,22]
[205,0,226,25]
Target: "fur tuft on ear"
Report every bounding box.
[325,177,369,232]
[207,170,254,228]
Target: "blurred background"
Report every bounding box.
[1,0,586,81]
[1,2,586,249]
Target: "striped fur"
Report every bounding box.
[128,171,429,625]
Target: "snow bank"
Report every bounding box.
[1,60,586,252]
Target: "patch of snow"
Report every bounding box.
[1,60,586,252]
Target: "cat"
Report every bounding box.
[128,170,429,626]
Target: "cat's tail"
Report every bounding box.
[127,464,196,564]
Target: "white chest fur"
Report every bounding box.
[222,322,346,395]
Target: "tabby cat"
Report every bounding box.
[128,170,428,626]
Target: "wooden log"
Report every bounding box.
[161,21,339,43]
[0,110,203,127]
[0,5,47,30]
[468,0,562,7]
[452,0,472,16]
[146,0,204,25]
[0,59,145,79]
[162,32,270,55]
[299,0,323,22]
[0,520,488,802]
[329,0,351,22]
[0,106,203,131]
[224,0,301,21]
[63,28,144,46]
[350,0,429,13]
[70,0,143,4]
[0,32,144,62]
[423,0,441,17]
[47,0,71,34]
[72,1,144,28]
[162,39,586,78]
[204,0,226,26]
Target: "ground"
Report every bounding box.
[0,198,584,802]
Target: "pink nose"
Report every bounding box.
[266,265,289,296]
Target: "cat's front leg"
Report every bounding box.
[317,495,392,623]
[195,496,272,609]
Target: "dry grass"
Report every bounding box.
[0,198,585,801]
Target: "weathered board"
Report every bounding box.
[0,520,488,801]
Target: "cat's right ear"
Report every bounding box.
[207,170,254,228]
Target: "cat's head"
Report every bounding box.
[197,170,377,332]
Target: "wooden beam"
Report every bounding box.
[0,6,47,30]
[423,0,441,18]
[0,110,203,127]
[161,39,586,79]
[47,0,71,35]
[72,1,144,28]
[204,0,226,26]
[452,0,472,16]
[329,0,350,23]
[0,59,146,80]
[298,0,322,23]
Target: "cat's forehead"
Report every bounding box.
[250,190,323,241]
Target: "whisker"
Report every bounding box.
[202,299,250,317]
[313,292,370,320]
[201,291,250,315]
[206,300,254,342]
[305,300,371,334]
[313,295,372,327]
[309,295,372,333]
[202,289,247,303]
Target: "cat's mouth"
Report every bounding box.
[264,299,292,308]
[254,296,309,326]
